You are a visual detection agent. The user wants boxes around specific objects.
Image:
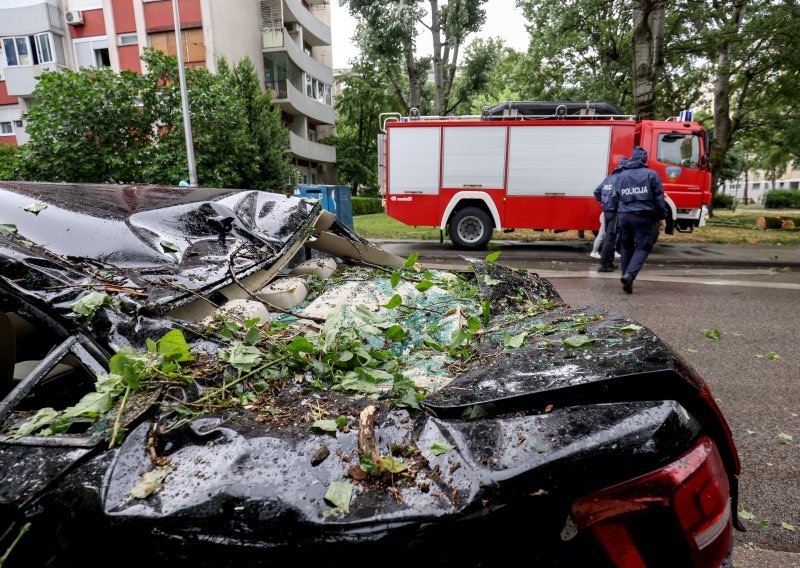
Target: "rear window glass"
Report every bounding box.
[657,134,701,169]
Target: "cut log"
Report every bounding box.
[781,219,796,229]
[757,217,784,230]
[358,405,377,456]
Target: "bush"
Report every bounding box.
[765,189,800,209]
[712,193,735,209]
[0,144,20,180]
[351,197,383,216]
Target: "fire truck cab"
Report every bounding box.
[378,102,712,250]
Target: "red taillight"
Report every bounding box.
[571,437,731,567]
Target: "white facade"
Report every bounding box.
[260,0,336,184]
[721,166,800,204]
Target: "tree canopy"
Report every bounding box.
[18,51,293,189]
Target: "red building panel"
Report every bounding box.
[69,8,107,39]
[0,82,18,106]
[0,136,17,147]
[144,0,202,32]
[112,0,137,33]
[117,45,141,72]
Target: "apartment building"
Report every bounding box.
[721,165,800,204]
[0,0,336,182]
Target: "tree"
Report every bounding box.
[19,50,291,189]
[0,144,20,180]
[330,58,399,194]
[517,0,635,109]
[344,0,487,116]
[631,0,666,118]
[225,57,293,191]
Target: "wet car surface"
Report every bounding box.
[0,182,740,567]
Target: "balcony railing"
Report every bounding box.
[265,79,288,100]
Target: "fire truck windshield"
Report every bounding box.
[657,133,702,169]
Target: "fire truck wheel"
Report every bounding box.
[449,207,493,250]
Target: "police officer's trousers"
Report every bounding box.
[599,211,618,268]
[618,213,655,279]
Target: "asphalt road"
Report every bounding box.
[380,239,800,567]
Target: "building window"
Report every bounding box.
[2,34,56,67]
[13,120,23,129]
[0,122,12,135]
[149,29,205,64]
[118,33,138,46]
[2,34,60,67]
[74,37,110,68]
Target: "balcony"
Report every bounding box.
[0,0,62,37]
[262,28,332,85]
[3,62,60,96]
[266,78,334,126]
[289,131,335,164]
[283,0,331,47]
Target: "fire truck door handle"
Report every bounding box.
[463,184,483,188]
[404,190,423,194]
[545,192,566,196]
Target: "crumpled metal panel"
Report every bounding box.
[0,182,319,315]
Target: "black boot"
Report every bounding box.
[597,265,615,273]
[620,273,634,294]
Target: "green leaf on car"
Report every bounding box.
[109,348,148,389]
[160,240,179,253]
[738,509,755,521]
[71,291,109,316]
[485,251,501,262]
[503,331,527,348]
[777,432,793,444]
[157,329,194,362]
[390,269,401,288]
[379,456,408,474]
[618,324,643,334]
[384,324,407,342]
[0,223,18,236]
[403,253,419,269]
[563,335,598,348]
[24,202,47,215]
[415,280,434,292]
[311,420,338,433]
[131,466,174,499]
[430,441,455,456]
[384,294,403,309]
[324,481,352,513]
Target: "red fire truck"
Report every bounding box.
[378,101,712,249]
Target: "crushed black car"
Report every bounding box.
[0,182,740,567]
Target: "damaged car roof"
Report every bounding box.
[0,183,739,567]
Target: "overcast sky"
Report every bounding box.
[329,1,530,69]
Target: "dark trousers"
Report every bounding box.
[599,211,617,268]
[618,213,655,279]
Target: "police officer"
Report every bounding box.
[592,169,620,272]
[613,146,668,293]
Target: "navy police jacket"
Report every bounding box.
[593,174,617,212]
[607,146,668,219]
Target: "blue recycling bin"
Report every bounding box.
[293,185,353,229]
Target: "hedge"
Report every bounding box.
[712,193,735,210]
[764,189,800,209]
[352,197,384,216]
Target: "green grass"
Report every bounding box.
[354,212,800,246]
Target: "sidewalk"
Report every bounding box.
[374,240,800,268]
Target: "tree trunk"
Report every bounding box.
[632,0,665,119]
[430,0,445,115]
[710,2,746,197]
[405,47,421,110]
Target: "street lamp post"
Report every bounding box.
[172,0,197,187]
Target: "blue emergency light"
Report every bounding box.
[679,109,693,122]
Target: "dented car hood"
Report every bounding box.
[0,183,739,565]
